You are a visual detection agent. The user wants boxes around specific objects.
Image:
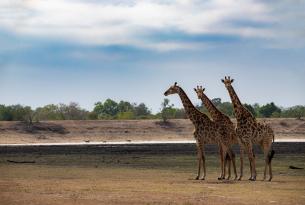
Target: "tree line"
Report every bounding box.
[160,98,305,121]
[0,98,304,122]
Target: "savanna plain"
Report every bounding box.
[1,153,305,205]
[0,119,305,205]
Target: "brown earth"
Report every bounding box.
[0,118,304,144]
[1,153,305,205]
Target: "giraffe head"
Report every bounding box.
[194,85,205,99]
[221,76,234,87]
[164,82,179,96]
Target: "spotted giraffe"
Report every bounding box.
[222,76,275,181]
[194,85,240,180]
[164,82,231,180]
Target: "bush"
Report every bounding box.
[259,102,281,118]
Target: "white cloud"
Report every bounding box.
[0,0,303,50]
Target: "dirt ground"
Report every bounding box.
[0,118,305,144]
[0,153,304,205]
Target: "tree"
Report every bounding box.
[259,102,281,118]
[65,102,88,120]
[244,103,257,117]
[93,99,119,119]
[0,105,13,121]
[134,103,151,118]
[253,103,261,117]
[35,104,61,120]
[56,102,88,120]
[174,108,186,119]
[10,105,31,121]
[0,104,33,122]
[22,106,34,126]
[160,98,174,122]
[117,101,134,113]
[212,98,222,107]
[102,99,119,116]
[196,103,209,116]
[281,105,305,119]
[217,102,234,117]
[117,111,135,119]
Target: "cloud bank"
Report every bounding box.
[1,0,304,51]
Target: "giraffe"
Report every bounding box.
[222,76,275,181]
[194,85,240,180]
[164,82,235,180]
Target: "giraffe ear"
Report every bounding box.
[231,79,234,83]
[194,88,197,92]
[202,88,205,92]
[221,79,225,83]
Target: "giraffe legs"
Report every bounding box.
[224,147,237,180]
[268,159,273,181]
[246,145,256,181]
[218,146,225,180]
[223,153,228,180]
[194,139,206,180]
[238,146,244,180]
[219,144,237,180]
[195,144,202,180]
[226,156,231,179]
[262,142,274,181]
[219,146,231,180]
[201,146,206,180]
[229,149,237,180]
[223,153,231,180]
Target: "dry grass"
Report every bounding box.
[0,153,305,205]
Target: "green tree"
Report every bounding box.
[160,98,175,122]
[35,104,61,120]
[196,103,209,116]
[0,105,13,121]
[117,111,135,119]
[117,101,134,113]
[243,103,257,117]
[0,104,33,121]
[259,102,281,118]
[87,111,98,120]
[281,105,305,119]
[93,99,119,119]
[56,102,88,120]
[134,103,151,118]
[174,108,186,119]
[217,102,234,117]
[212,98,222,107]
[102,99,119,116]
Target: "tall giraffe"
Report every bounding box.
[194,85,240,180]
[222,76,275,181]
[164,82,233,180]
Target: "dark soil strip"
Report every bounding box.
[289,165,304,169]
[7,160,36,164]
[0,142,304,155]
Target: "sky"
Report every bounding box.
[0,0,304,113]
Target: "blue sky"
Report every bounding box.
[0,0,304,113]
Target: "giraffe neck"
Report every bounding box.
[226,85,254,120]
[199,93,223,120]
[177,87,208,123]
